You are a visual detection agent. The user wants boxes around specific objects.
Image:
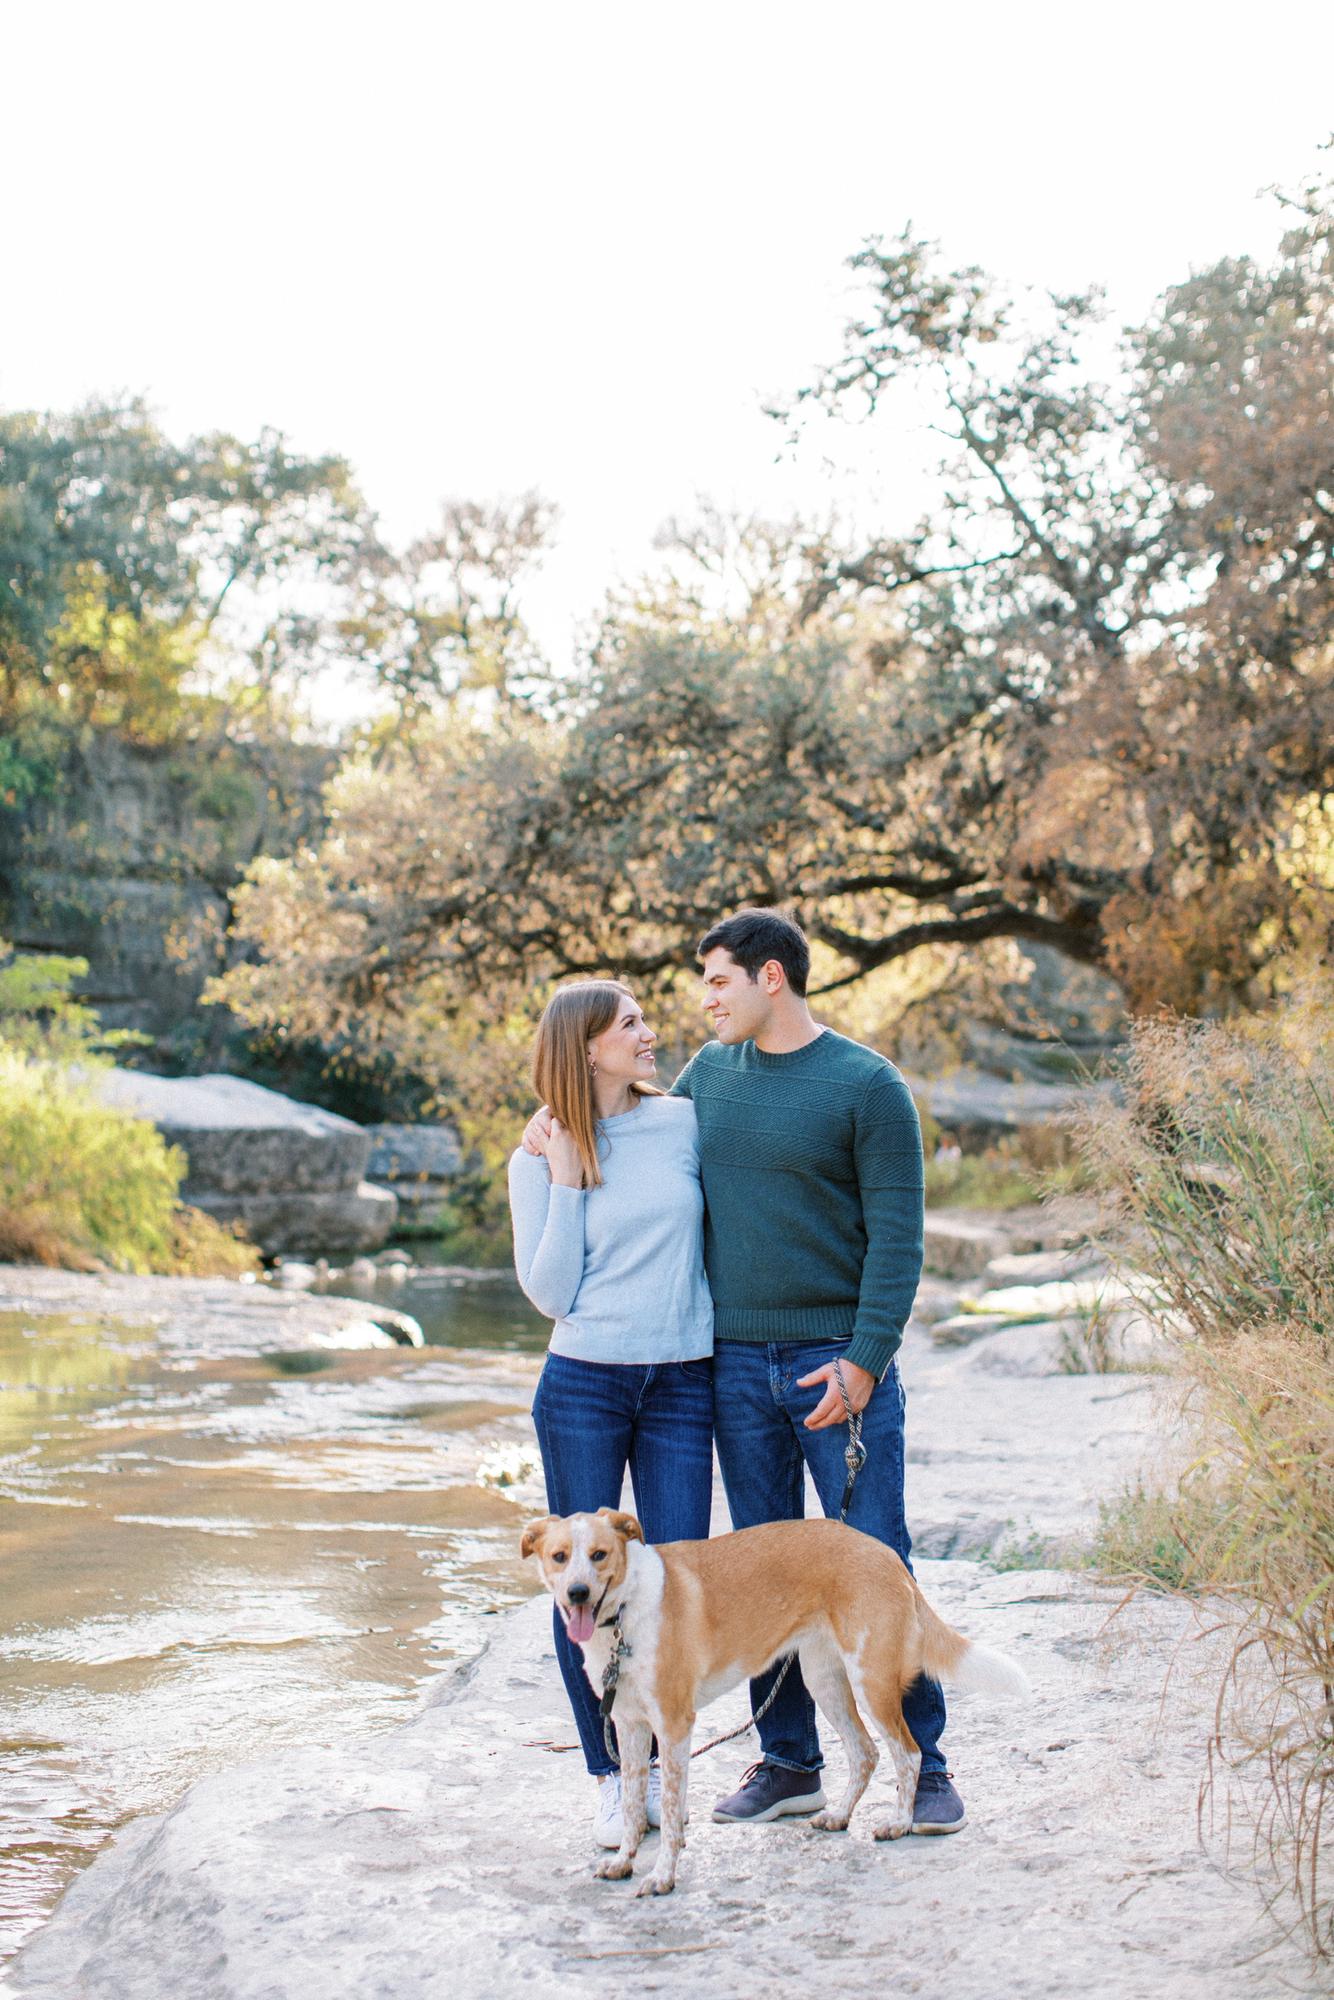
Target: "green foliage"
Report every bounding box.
[922,1147,1040,1211]
[1087,1476,1231,1592]
[0,398,369,743]
[0,708,68,809]
[337,492,557,716]
[0,1047,185,1271]
[184,763,260,824]
[0,937,138,1062]
[407,1193,514,1269]
[163,1205,263,1280]
[980,1530,1069,1573]
[1076,982,1334,1352]
[0,1049,262,1277]
[0,941,260,1276]
[918,1103,1089,1210]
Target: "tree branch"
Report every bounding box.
[809,906,1106,995]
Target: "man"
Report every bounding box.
[671,907,960,1832]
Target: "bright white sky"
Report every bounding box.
[5,1,1333,690]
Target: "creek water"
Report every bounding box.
[0,1269,551,1962]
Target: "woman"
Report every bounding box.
[508,980,713,1846]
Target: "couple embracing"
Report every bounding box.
[508,907,961,1848]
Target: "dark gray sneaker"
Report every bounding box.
[911,1769,966,1834]
[712,1760,826,1823]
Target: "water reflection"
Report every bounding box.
[0,1285,549,1962]
[310,1263,550,1352]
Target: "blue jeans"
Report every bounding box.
[530,1351,714,1775]
[711,1338,947,1777]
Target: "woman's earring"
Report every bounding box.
[588,1057,598,1076]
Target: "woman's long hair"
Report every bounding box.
[532,981,662,1187]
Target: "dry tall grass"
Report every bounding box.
[1075,980,1334,1963]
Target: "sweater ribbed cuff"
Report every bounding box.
[843,1327,903,1381]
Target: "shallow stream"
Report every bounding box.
[0,1270,550,1961]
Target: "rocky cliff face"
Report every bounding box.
[0,732,332,1063]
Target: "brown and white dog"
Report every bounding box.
[521,1507,1030,1895]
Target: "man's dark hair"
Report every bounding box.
[696,907,811,997]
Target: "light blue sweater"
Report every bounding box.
[507,1094,713,1363]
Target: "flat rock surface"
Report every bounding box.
[6,1579,1314,2000]
[0,1266,411,1357]
[2,1262,1319,1999]
[91,1071,363,1137]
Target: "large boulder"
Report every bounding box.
[94,1072,371,1192]
[921,1214,1014,1278]
[186,1185,398,1258]
[365,1124,463,1182]
[364,1122,463,1233]
[89,1072,397,1256]
[920,1202,1098,1279]
[904,1064,1117,1144]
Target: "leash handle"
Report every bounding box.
[833,1359,867,1523]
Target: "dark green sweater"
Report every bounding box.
[672,1030,924,1379]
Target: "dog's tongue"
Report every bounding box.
[567,1604,597,1646]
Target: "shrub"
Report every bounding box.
[0,938,137,1061]
[921,1122,1091,1210]
[0,1047,186,1271]
[0,941,262,1278]
[923,1146,1038,1209]
[163,1205,264,1280]
[1074,978,1334,1963]
[1087,1473,1233,1591]
[0,1051,263,1277]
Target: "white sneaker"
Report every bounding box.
[645,1763,688,1829]
[595,1767,685,1844]
[594,1774,624,1848]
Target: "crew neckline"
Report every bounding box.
[596,1093,651,1125]
[749,1028,832,1068]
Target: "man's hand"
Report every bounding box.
[522,1106,554,1155]
[539,1117,584,1189]
[798,1358,876,1431]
